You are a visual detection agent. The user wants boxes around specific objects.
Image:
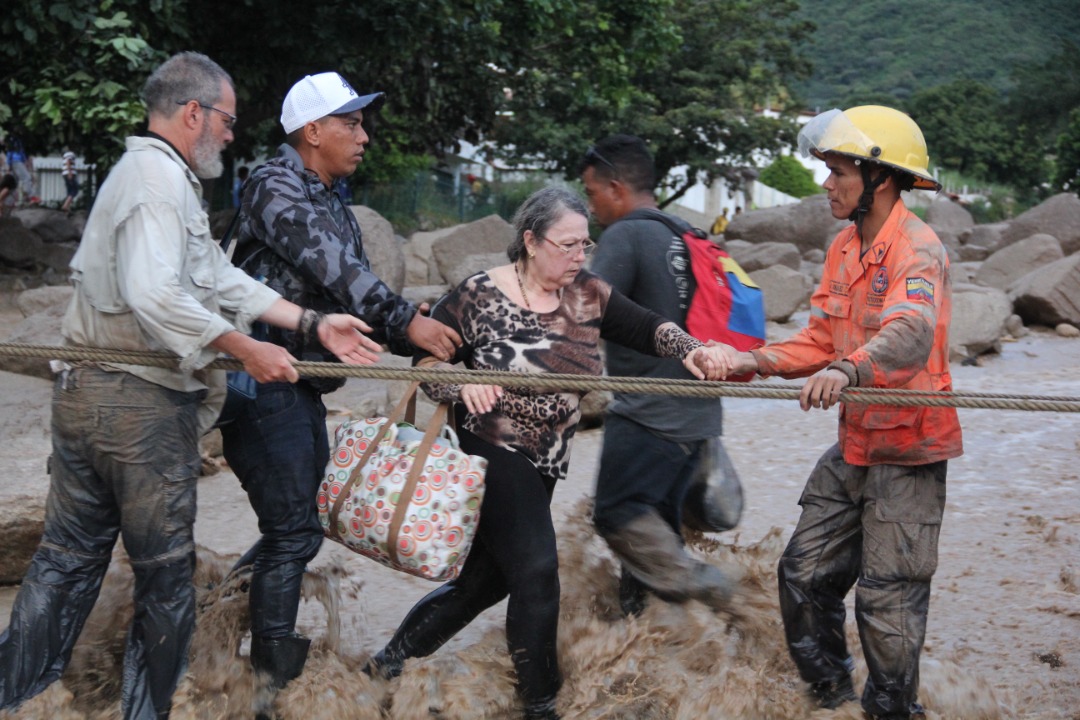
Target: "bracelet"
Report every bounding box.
[299,308,324,345]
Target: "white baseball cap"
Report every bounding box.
[280,72,384,134]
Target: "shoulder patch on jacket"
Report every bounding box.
[906,277,935,303]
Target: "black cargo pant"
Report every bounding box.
[0,368,202,719]
[220,380,328,641]
[778,443,947,718]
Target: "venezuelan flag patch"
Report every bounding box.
[906,277,935,303]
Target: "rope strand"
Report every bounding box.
[1,342,1077,412]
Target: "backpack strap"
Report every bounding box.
[623,207,709,242]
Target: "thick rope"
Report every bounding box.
[1,342,1078,413]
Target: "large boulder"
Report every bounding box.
[925,196,975,232]
[445,252,506,288]
[9,207,81,244]
[404,225,458,286]
[999,193,1080,255]
[431,215,513,285]
[727,241,801,272]
[748,265,813,323]
[0,217,76,273]
[724,195,847,255]
[350,205,405,294]
[0,495,46,584]
[1007,254,1080,327]
[949,283,1012,359]
[974,234,1064,290]
[960,222,1008,255]
[0,304,66,379]
[16,285,73,317]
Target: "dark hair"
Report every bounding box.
[581,134,657,194]
[508,186,589,262]
[142,52,232,119]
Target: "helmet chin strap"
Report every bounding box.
[848,160,890,240]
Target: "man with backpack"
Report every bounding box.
[581,134,738,616]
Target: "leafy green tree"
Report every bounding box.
[906,79,1045,195]
[759,154,820,197]
[2,0,811,205]
[492,0,814,207]
[1,2,165,174]
[1054,108,1080,193]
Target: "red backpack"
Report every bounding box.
[648,213,766,381]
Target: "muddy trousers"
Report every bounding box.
[0,368,201,719]
[778,444,947,718]
[221,381,328,640]
[593,415,721,608]
[373,428,562,711]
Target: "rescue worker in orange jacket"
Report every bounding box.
[713,106,963,720]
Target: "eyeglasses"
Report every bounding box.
[544,236,595,257]
[176,100,237,130]
[584,145,617,173]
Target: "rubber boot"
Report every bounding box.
[250,634,310,720]
[524,697,561,719]
[810,673,858,709]
[603,511,735,611]
[618,564,649,617]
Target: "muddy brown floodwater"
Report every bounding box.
[0,314,1077,719]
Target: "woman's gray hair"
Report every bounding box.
[142,52,233,118]
[507,186,589,262]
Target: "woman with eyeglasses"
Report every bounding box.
[366,186,730,719]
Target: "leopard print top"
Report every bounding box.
[419,270,702,480]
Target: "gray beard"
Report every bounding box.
[191,124,224,179]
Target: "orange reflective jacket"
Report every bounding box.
[752,201,963,466]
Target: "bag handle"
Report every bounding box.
[327,381,422,540]
[326,382,457,558]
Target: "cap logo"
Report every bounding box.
[340,76,357,97]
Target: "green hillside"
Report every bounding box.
[794,0,1080,109]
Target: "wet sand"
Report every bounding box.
[0,324,1077,719]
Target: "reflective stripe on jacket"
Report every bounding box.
[751,200,963,466]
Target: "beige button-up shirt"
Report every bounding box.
[63,136,281,433]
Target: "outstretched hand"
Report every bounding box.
[318,314,383,365]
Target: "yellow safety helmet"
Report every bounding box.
[798,105,941,191]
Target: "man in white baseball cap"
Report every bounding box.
[280,71,385,135]
[224,71,460,719]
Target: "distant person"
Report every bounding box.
[711,105,962,720]
[61,149,79,214]
[232,165,249,208]
[366,186,730,719]
[4,132,38,205]
[709,207,729,236]
[0,51,380,720]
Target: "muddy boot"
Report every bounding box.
[603,511,735,612]
[810,673,858,709]
[523,697,561,719]
[618,565,649,617]
[250,634,310,720]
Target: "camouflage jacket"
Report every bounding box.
[235,144,417,378]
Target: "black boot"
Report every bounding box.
[809,673,857,709]
[618,566,648,617]
[523,697,561,719]
[250,634,311,720]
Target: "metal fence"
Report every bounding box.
[354,170,551,235]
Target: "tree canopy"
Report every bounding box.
[2,0,813,202]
